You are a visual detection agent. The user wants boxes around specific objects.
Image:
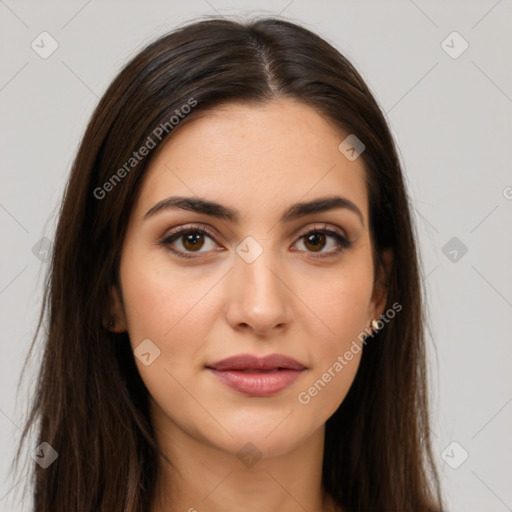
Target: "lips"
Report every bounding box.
[206,353,307,396]
[206,353,306,372]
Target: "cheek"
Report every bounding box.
[120,251,214,341]
[119,254,220,418]
[292,263,372,411]
[297,257,374,343]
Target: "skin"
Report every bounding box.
[109,98,391,512]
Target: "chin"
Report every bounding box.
[207,411,318,459]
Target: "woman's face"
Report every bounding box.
[112,98,388,459]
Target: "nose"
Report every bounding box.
[224,246,292,337]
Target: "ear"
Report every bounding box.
[105,284,128,333]
[367,248,393,324]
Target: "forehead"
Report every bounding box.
[135,98,369,223]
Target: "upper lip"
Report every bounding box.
[206,353,306,371]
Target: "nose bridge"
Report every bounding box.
[227,237,291,333]
[241,245,279,296]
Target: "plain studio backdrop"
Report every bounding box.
[1,1,511,511]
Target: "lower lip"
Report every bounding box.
[207,368,304,397]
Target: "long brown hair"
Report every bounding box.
[11,15,444,512]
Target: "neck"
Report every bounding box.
[149,405,339,512]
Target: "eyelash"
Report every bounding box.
[159,223,352,260]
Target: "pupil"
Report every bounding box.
[306,233,325,252]
[184,233,204,251]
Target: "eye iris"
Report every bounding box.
[304,232,326,252]
[183,232,205,251]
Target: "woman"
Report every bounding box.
[13,15,444,512]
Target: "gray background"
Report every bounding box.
[1,1,511,510]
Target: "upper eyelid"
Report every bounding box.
[163,223,217,241]
[298,223,347,237]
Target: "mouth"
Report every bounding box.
[205,353,307,397]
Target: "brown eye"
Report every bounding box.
[294,227,352,257]
[303,232,327,252]
[181,232,206,251]
[160,226,219,258]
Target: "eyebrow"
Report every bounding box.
[144,195,365,227]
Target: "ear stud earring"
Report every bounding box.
[103,319,115,329]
